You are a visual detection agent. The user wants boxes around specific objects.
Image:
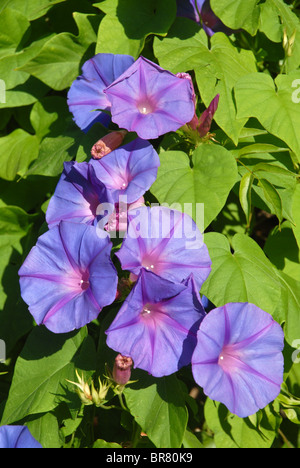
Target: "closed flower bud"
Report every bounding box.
[91,130,127,159]
[112,354,133,386]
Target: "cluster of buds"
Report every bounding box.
[67,370,111,407]
[67,354,134,407]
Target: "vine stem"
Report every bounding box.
[278,428,294,449]
[118,392,129,412]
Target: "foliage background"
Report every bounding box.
[0,0,299,448]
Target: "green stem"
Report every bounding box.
[118,392,129,412]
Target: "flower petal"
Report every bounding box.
[68,53,135,131]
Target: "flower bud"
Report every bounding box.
[112,354,133,386]
[91,130,127,159]
[197,94,220,137]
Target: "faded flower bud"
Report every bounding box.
[112,354,133,386]
[91,130,127,159]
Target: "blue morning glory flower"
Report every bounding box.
[90,138,160,205]
[18,222,118,333]
[106,269,206,377]
[104,57,195,140]
[191,302,284,417]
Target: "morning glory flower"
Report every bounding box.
[18,222,118,333]
[46,161,114,229]
[104,57,195,140]
[191,303,284,418]
[68,53,135,132]
[116,205,212,289]
[90,138,160,205]
[106,270,206,377]
[0,425,42,448]
[176,0,233,37]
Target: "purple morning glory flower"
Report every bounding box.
[176,0,233,37]
[191,303,284,418]
[18,222,118,333]
[116,205,212,289]
[106,270,206,377]
[0,425,42,448]
[90,138,160,205]
[68,53,135,132]
[104,57,195,140]
[46,161,114,229]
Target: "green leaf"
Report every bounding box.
[93,439,122,448]
[154,24,257,143]
[0,33,52,109]
[0,205,35,351]
[95,0,176,58]
[239,172,254,227]
[252,162,297,178]
[0,8,30,59]
[292,183,300,249]
[0,0,67,21]
[182,429,204,448]
[235,151,297,225]
[266,0,300,71]
[0,129,39,181]
[96,15,142,58]
[74,12,102,48]
[264,221,300,281]
[151,144,238,230]
[124,371,188,448]
[235,71,300,159]
[25,135,75,177]
[0,326,87,425]
[259,1,283,43]
[238,144,290,157]
[16,13,99,92]
[201,232,282,317]
[273,272,300,346]
[257,178,283,223]
[18,33,88,91]
[210,0,261,35]
[29,96,71,140]
[205,399,281,448]
[26,412,61,449]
